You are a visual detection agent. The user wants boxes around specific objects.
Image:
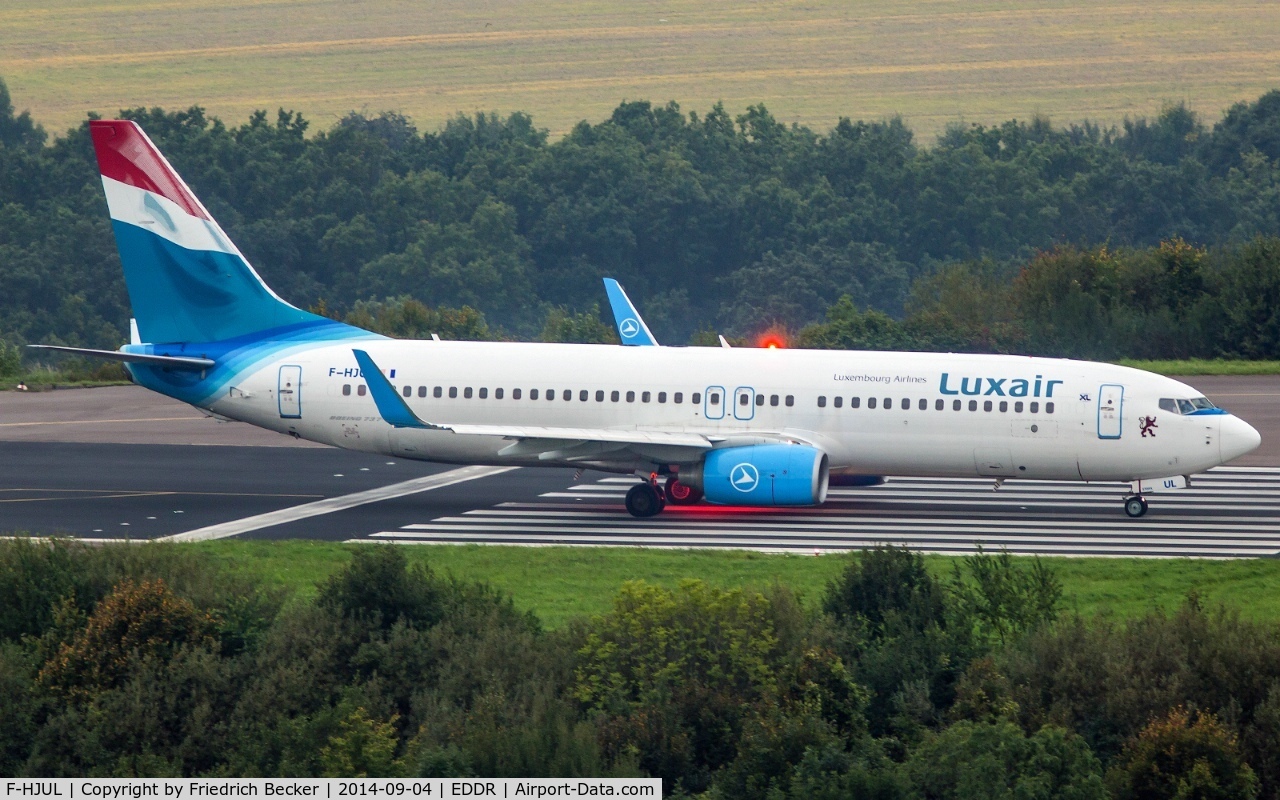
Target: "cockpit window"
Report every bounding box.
[1191,397,1216,410]
[1159,398,1178,413]
[1177,399,1195,414]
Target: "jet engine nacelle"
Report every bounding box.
[684,444,830,506]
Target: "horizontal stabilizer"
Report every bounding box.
[27,344,215,370]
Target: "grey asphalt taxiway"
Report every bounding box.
[1,379,1277,555]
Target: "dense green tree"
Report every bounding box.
[903,721,1107,800]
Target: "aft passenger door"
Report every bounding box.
[278,365,302,418]
[1097,384,1124,439]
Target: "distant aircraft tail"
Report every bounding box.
[90,120,343,344]
[603,278,659,346]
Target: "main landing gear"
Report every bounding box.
[625,475,705,517]
[1124,494,1149,518]
[625,480,665,518]
[664,476,703,506]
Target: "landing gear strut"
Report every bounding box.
[1124,494,1149,518]
[665,477,704,505]
[625,481,666,518]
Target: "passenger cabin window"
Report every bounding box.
[755,394,764,406]
[530,389,539,400]
[770,395,779,407]
[709,392,720,405]
[342,384,351,396]
[546,389,554,401]
[953,399,962,410]
[818,396,827,408]
[739,394,749,406]
[596,390,605,402]
[513,388,522,400]
[1014,401,1023,413]
[884,398,893,410]
[968,400,977,411]
[833,396,843,408]
[564,389,572,401]
[479,388,488,399]
[786,395,794,406]
[868,397,876,409]
[643,391,651,403]
[449,387,458,398]
[626,391,636,402]
[1029,401,1038,413]
[935,399,943,410]
[418,386,427,398]
[580,390,589,402]
[983,400,992,412]
[495,388,504,400]
[901,398,908,409]
[1046,402,1055,414]
[402,386,412,398]
[434,386,443,398]
[692,392,702,404]
[611,391,620,402]
[851,397,861,409]
[464,387,473,399]
[999,400,1007,412]
[674,392,683,404]
[919,399,928,411]
[658,392,667,403]
[357,385,367,397]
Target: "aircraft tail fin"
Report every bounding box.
[90,120,337,344]
[603,278,659,346]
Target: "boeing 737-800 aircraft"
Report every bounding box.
[35,120,1262,519]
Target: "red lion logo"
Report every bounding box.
[1140,416,1158,437]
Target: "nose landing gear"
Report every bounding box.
[1124,495,1149,518]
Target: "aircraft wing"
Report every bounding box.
[603,278,659,346]
[352,349,712,459]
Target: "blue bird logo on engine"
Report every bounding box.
[730,463,761,492]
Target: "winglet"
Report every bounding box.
[352,349,437,429]
[603,278,659,346]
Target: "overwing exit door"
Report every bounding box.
[1097,383,1123,439]
[278,365,302,418]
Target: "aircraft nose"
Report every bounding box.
[1220,415,1262,463]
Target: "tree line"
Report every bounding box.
[3,78,1280,359]
[1,538,1276,798]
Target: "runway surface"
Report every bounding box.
[363,470,1280,558]
[1,379,1276,556]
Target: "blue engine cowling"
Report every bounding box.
[692,444,829,506]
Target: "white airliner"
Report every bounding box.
[35,120,1262,519]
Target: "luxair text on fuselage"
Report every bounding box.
[939,373,1063,398]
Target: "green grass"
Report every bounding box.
[1115,359,1280,376]
[187,541,1280,629]
[1,0,1277,139]
[0,364,131,391]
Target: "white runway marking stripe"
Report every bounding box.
[349,467,1280,557]
[161,465,515,542]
